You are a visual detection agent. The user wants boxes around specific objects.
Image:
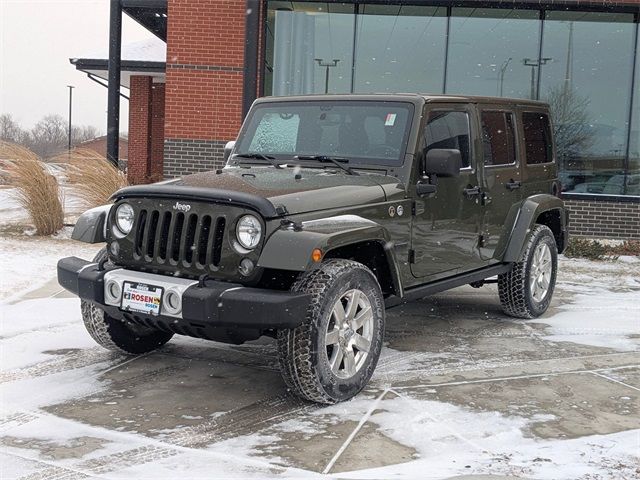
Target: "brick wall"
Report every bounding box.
[164,0,247,175]
[128,77,166,184]
[128,76,153,184]
[565,199,640,239]
[164,139,227,177]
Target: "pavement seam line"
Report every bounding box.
[589,371,640,393]
[393,364,640,389]
[322,388,390,475]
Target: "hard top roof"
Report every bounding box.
[255,93,548,107]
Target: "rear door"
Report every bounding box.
[478,107,523,261]
[410,104,485,278]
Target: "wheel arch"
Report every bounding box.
[502,194,568,262]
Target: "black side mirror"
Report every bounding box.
[223,140,236,163]
[424,148,462,177]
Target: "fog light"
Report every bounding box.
[164,289,182,315]
[239,258,255,276]
[105,279,121,303]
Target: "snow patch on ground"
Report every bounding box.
[0,237,100,302]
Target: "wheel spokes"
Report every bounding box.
[352,304,372,330]
[353,333,371,353]
[343,348,356,376]
[330,347,344,373]
[344,290,360,321]
[332,301,346,324]
[325,328,340,346]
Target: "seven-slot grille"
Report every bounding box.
[133,208,226,269]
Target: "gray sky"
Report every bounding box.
[0,0,156,133]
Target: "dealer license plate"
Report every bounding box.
[121,282,163,315]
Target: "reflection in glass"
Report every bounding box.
[540,12,635,195]
[447,9,540,99]
[266,2,354,96]
[354,5,446,94]
[627,25,640,196]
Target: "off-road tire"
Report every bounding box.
[81,248,173,355]
[277,260,385,404]
[498,224,558,319]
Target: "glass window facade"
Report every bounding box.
[264,2,640,198]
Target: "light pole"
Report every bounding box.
[67,85,75,153]
[498,57,512,97]
[314,58,340,94]
[522,58,552,99]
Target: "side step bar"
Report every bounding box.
[385,263,512,308]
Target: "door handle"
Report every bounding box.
[463,186,481,198]
[506,180,522,190]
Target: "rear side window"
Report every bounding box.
[424,111,471,168]
[481,111,517,166]
[522,112,553,165]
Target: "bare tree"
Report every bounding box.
[71,125,102,145]
[27,115,68,158]
[0,114,23,143]
[545,85,593,168]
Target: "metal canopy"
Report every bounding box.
[122,0,167,41]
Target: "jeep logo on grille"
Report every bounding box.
[172,201,191,212]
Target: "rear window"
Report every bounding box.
[522,112,553,165]
[481,111,517,166]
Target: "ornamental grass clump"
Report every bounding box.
[0,141,64,235]
[59,148,127,209]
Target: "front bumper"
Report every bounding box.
[57,256,310,330]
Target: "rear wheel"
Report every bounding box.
[498,224,558,318]
[277,260,385,404]
[81,248,173,355]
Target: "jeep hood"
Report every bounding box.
[112,167,405,217]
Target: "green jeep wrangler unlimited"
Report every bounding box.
[58,94,568,404]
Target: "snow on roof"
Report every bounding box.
[71,37,166,63]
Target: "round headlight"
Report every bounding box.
[236,215,262,249]
[115,203,135,235]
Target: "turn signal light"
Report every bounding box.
[311,248,323,263]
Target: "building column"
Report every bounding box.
[128,77,166,184]
[163,0,248,177]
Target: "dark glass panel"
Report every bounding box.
[540,11,635,196]
[481,111,517,166]
[354,5,446,94]
[522,112,553,165]
[447,8,540,99]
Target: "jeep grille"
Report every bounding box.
[133,209,226,268]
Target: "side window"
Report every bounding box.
[424,111,471,168]
[481,111,517,166]
[522,112,553,165]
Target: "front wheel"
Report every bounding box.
[277,260,385,404]
[498,224,558,318]
[81,248,173,355]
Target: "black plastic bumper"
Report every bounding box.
[57,256,310,330]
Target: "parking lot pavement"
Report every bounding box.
[1,257,638,479]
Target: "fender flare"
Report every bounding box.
[502,194,567,263]
[258,215,404,296]
[71,205,111,244]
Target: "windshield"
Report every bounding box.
[235,101,414,166]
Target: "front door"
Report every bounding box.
[410,106,485,279]
[477,108,523,261]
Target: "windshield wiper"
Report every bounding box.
[232,153,283,169]
[294,155,359,176]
